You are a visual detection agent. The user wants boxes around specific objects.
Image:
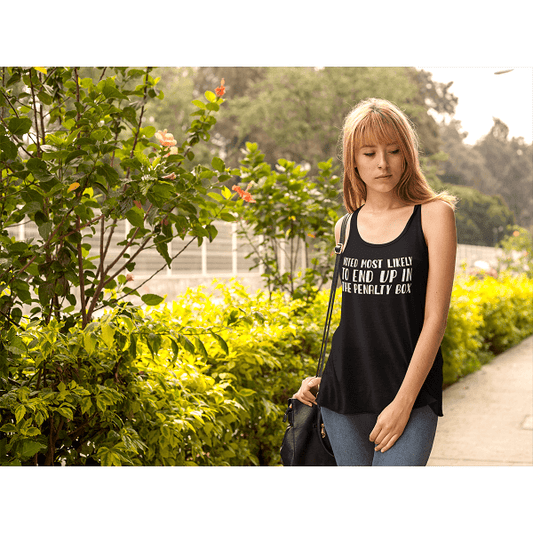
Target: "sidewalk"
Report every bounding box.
[428,335,533,466]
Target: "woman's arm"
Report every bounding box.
[369,200,457,452]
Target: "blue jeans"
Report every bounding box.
[320,405,438,466]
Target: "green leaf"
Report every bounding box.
[221,186,233,200]
[84,331,97,355]
[37,91,53,105]
[56,406,74,419]
[65,149,88,165]
[179,334,195,354]
[191,99,206,109]
[141,126,156,138]
[0,135,18,159]
[37,221,53,241]
[15,405,27,424]
[23,427,41,437]
[21,439,47,459]
[207,192,223,203]
[8,117,32,136]
[155,237,172,267]
[219,212,236,223]
[26,157,48,177]
[211,156,225,172]
[205,90,217,103]
[194,337,208,358]
[125,206,144,228]
[101,324,115,348]
[80,397,92,415]
[210,331,229,355]
[141,294,165,306]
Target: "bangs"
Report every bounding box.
[351,113,399,150]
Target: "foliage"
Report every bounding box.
[419,156,516,246]
[147,67,457,169]
[2,273,531,466]
[0,66,257,465]
[444,184,516,246]
[441,272,533,385]
[497,225,533,277]
[219,67,450,167]
[0,281,319,465]
[439,118,533,233]
[474,119,533,231]
[143,68,224,168]
[0,66,240,329]
[234,142,342,302]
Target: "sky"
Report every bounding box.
[420,67,532,145]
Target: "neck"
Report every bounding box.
[363,190,408,213]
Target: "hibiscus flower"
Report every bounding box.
[215,78,226,97]
[232,184,256,203]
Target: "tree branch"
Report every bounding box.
[29,70,41,156]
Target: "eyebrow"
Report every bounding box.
[360,143,398,148]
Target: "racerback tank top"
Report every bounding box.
[318,204,443,417]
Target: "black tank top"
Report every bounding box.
[318,204,443,417]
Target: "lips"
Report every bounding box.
[376,175,392,179]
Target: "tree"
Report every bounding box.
[234,143,342,302]
[473,119,533,231]
[0,66,258,466]
[0,67,237,330]
[445,184,515,245]
[193,67,456,168]
[438,119,497,191]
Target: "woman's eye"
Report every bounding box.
[364,153,375,157]
[390,149,400,154]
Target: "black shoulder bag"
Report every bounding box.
[280,213,352,466]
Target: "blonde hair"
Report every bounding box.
[342,98,456,212]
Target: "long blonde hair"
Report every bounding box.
[342,98,456,212]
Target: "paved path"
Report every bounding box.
[428,335,533,466]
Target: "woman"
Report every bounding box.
[293,98,457,466]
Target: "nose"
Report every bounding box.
[377,150,389,169]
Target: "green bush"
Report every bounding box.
[1,274,531,466]
[441,273,533,385]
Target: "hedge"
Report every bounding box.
[1,274,531,466]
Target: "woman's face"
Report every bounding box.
[354,141,405,196]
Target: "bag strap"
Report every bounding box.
[316,213,352,378]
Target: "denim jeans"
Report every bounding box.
[320,404,438,466]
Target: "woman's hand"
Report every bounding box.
[369,400,412,453]
[292,377,321,407]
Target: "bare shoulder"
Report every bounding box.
[334,217,344,240]
[334,213,352,245]
[421,199,456,246]
[421,199,455,219]
[421,200,455,229]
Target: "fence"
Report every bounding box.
[7,218,505,301]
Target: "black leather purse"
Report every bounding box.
[280,213,351,466]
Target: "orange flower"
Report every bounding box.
[155,129,177,147]
[215,78,226,97]
[513,230,520,237]
[232,184,256,203]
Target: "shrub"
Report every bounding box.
[1,274,530,466]
[441,272,533,385]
